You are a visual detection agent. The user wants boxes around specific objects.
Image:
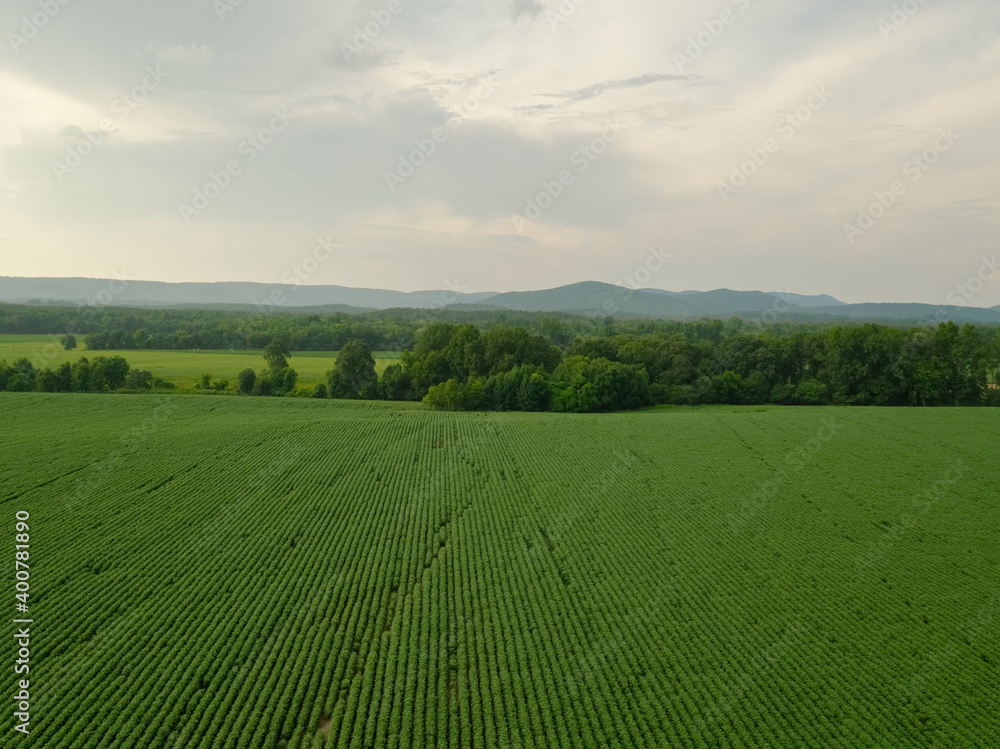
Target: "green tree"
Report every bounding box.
[712,370,744,403]
[61,334,77,350]
[125,370,154,390]
[551,356,651,412]
[274,367,298,395]
[379,364,413,401]
[54,363,72,392]
[329,340,378,399]
[6,359,38,391]
[264,336,291,371]
[7,373,33,392]
[89,356,130,391]
[237,368,256,395]
[71,358,90,392]
[424,379,468,411]
[36,369,59,392]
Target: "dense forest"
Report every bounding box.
[0,302,607,351]
[328,321,1000,410]
[1,303,998,409]
[0,300,963,352]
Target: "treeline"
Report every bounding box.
[312,321,1000,410]
[0,356,166,393]
[1,302,609,352]
[2,301,875,354]
[4,301,999,409]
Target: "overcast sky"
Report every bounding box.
[1,0,998,304]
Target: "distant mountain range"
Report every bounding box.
[0,277,497,309]
[2,276,999,324]
[480,283,847,318]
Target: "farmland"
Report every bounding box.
[0,335,401,390]
[2,395,998,748]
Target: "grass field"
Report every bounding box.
[0,335,401,390]
[2,395,998,748]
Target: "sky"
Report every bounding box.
[0,0,998,305]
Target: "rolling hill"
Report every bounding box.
[0,277,496,310]
[2,276,999,324]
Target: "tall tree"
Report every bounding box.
[263,337,291,371]
[237,368,256,395]
[329,340,378,399]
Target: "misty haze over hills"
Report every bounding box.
[2,276,999,325]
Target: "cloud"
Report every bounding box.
[512,0,544,22]
[543,72,701,103]
[0,0,997,305]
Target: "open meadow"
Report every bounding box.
[1,394,997,748]
[0,335,401,390]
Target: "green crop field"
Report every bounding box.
[2,395,997,748]
[0,335,400,390]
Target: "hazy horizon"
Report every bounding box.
[6,273,1000,312]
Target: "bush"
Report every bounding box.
[423,379,467,411]
[379,364,412,401]
[125,370,155,390]
[665,385,698,406]
[796,379,828,405]
[771,383,797,405]
[712,371,744,404]
[238,368,256,395]
[552,357,651,412]
[7,373,34,392]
